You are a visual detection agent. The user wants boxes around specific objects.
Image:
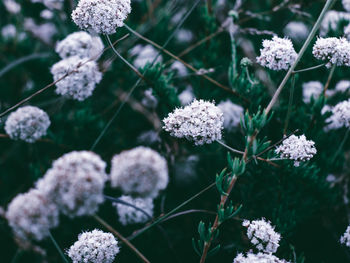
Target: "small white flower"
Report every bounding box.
[24,18,57,45]
[36,151,107,217]
[275,134,317,167]
[175,29,193,43]
[72,0,131,35]
[178,87,195,106]
[283,21,309,43]
[40,9,54,19]
[141,89,158,109]
[130,44,162,69]
[343,0,350,12]
[5,106,50,143]
[302,81,323,103]
[51,56,102,101]
[110,146,169,198]
[341,225,350,248]
[115,195,154,225]
[163,99,224,145]
[4,0,21,14]
[218,100,244,131]
[233,252,290,263]
[328,100,350,129]
[6,189,59,242]
[320,11,350,36]
[312,37,350,68]
[2,24,17,40]
[170,61,188,77]
[323,105,344,132]
[68,229,119,263]
[256,36,297,71]
[242,218,281,253]
[55,31,104,60]
[335,80,350,93]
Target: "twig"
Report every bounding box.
[292,63,325,74]
[93,214,150,263]
[217,140,244,155]
[323,63,336,96]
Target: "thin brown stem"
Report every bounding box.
[93,215,150,263]
[199,176,238,263]
[323,63,336,96]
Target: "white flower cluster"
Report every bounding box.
[275,134,317,167]
[4,0,21,14]
[24,18,57,45]
[218,100,244,131]
[36,151,107,217]
[130,44,162,69]
[312,37,350,68]
[242,218,281,253]
[283,21,309,44]
[340,225,350,248]
[68,229,119,263]
[343,0,350,12]
[322,105,344,131]
[55,31,104,60]
[2,24,17,40]
[302,81,323,103]
[328,100,350,129]
[6,189,59,242]
[335,80,350,93]
[51,56,102,101]
[141,89,158,109]
[256,36,297,71]
[5,106,50,143]
[233,252,290,263]
[114,195,154,225]
[72,0,131,35]
[163,99,224,145]
[320,11,350,36]
[110,146,168,198]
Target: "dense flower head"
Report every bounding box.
[233,252,290,263]
[275,134,317,167]
[24,18,57,45]
[340,225,350,248]
[5,106,50,143]
[72,0,131,35]
[50,56,102,101]
[163,99,224,145]
[283,21,309,43]
[55,31,104,59]
[256,36,297,71]
[218,100,244,131]
[68,229,119,263]
[312,37,350,68]
[6,189,59,242]
[4,0,21,14]
[242,218,281,253]
[36,151,107,217]
[302,81,323,103]
[328,99,350,128]
[115,195,154,225]
[320,11,350,36]
[110,146,168,198]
